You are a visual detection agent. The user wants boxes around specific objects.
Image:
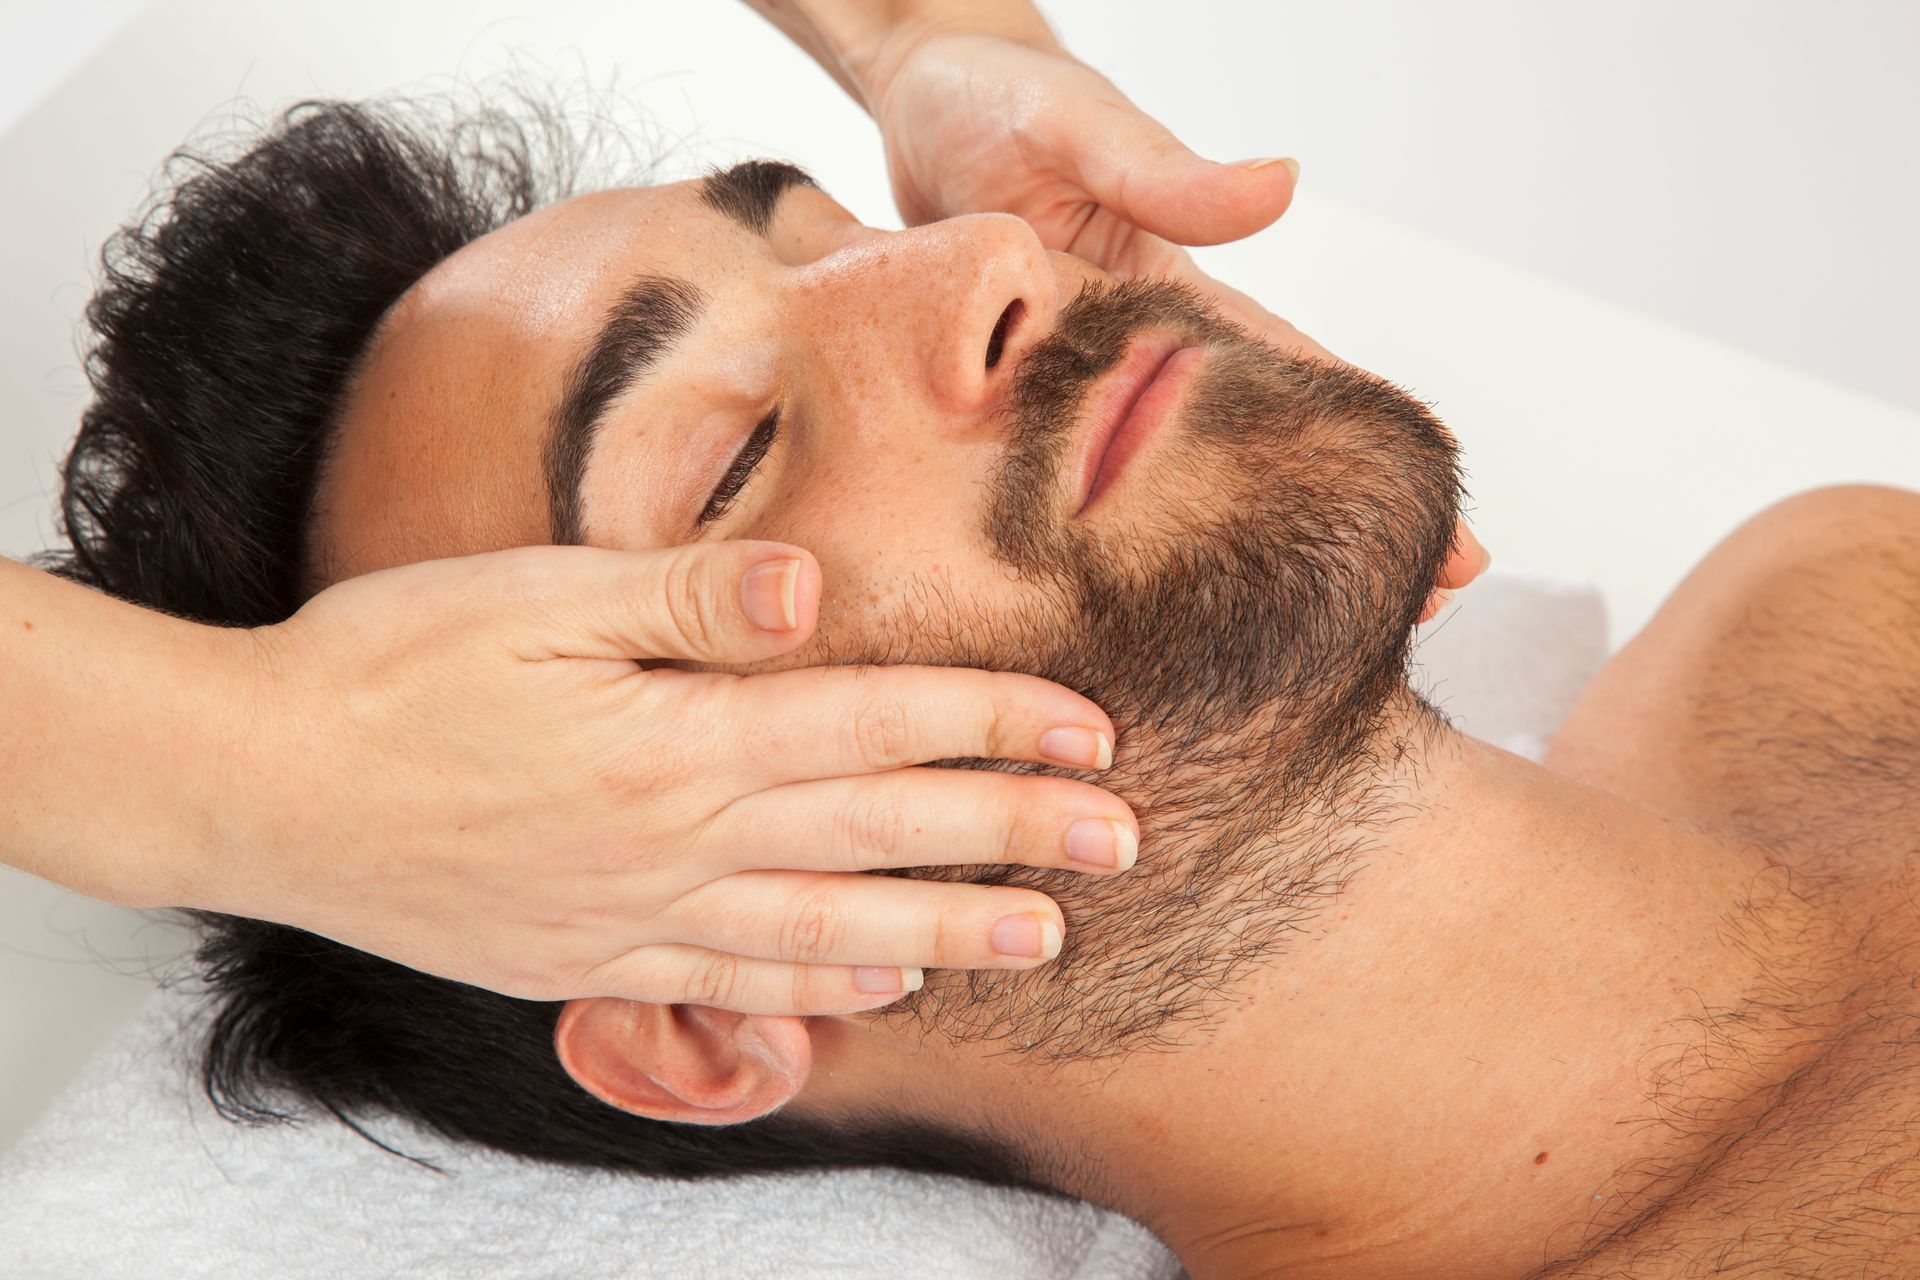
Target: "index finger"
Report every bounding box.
[723,664,1116,785]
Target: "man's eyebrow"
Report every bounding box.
[697,159,820,237]
[543,275,705,545]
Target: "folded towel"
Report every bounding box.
[0,568,1608,1278]
[1410,568,1611,763]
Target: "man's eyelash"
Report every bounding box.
[697,412,780,526]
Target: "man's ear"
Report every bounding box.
[554,999,811,1126]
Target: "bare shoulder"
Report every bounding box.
[1534,853,1920,1278]
[1533,952,1920,1278]
[1529,486,1920,1276]
[1546,484,1920,868]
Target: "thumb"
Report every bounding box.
[1066,109,1299,247]
[508,541,822,664]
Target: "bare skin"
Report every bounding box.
[1527,483,1920,1278]
[780,485,1920,1279]
[309,152,1916,1274]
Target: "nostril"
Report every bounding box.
[984,299,1024,370]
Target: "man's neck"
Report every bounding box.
[1001,727,1859,1278]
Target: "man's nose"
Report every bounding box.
[806,213,1061,422]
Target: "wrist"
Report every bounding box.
[165,618,315,921]
[764,0,1063,115]
[0,562,249,910]
[153,622,279,914]
[84,610,261,912]
[865,7,1065,111]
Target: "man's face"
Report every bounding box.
[318,161,1464,1056]
[322,161,1118,620]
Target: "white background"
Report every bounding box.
[1,0,1915,1152]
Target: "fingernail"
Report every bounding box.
[741,558,801,631]
[1039,726,1114,770]
[1236,156,1300,182]
[1066,818,1138,871]
[1433,588,1457,612]
[854,965,920,995]
[991,914,1063,960]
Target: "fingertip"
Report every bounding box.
[1060,683,1118,743]
[737,543,821,644]
[1004,671,1116,748]
[1233,155,1299,182]
[1066,816,1139,873]
[1147,155,1296,245]
[851,965,923,1000]
[791,554,823,629]
[1435,523,1490,590]
[1037,725,1113,771]
[731,539,817,573]
[1231,155,1299,207]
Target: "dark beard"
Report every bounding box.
[875,279,1465,1059]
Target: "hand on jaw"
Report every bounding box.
[552,693,1864,1280]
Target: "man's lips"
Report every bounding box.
[1069,334,1204,516]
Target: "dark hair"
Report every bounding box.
[42,97,1031,1188]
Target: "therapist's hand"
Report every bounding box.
[868,30,1299,286]
[199,541,1134,1014]
[746,3,1295,294]
[866,28,1360,363]
[1420,525,1493,624]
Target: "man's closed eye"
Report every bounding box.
[698,411,781,527]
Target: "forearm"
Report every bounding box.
[0,557,241,909]
[741,0,1062,109]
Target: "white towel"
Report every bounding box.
[0,568,1607,1279]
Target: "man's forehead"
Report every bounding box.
[316,183,703,582]
[407,184,706,333]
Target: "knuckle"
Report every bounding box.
[928,907,969,967]
[972,782,1033,868]
[981,690,1021,758]
[791,963,846,1014]
[838,788,909,870]
[686,951,744,1008]
[850,695,914,769]
[789,967,824,1013]
[602,946,675,1004]
[779,886,848,964]
[995,776,1075,864]
[996,804,1027,867]
[662,549,721,652]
